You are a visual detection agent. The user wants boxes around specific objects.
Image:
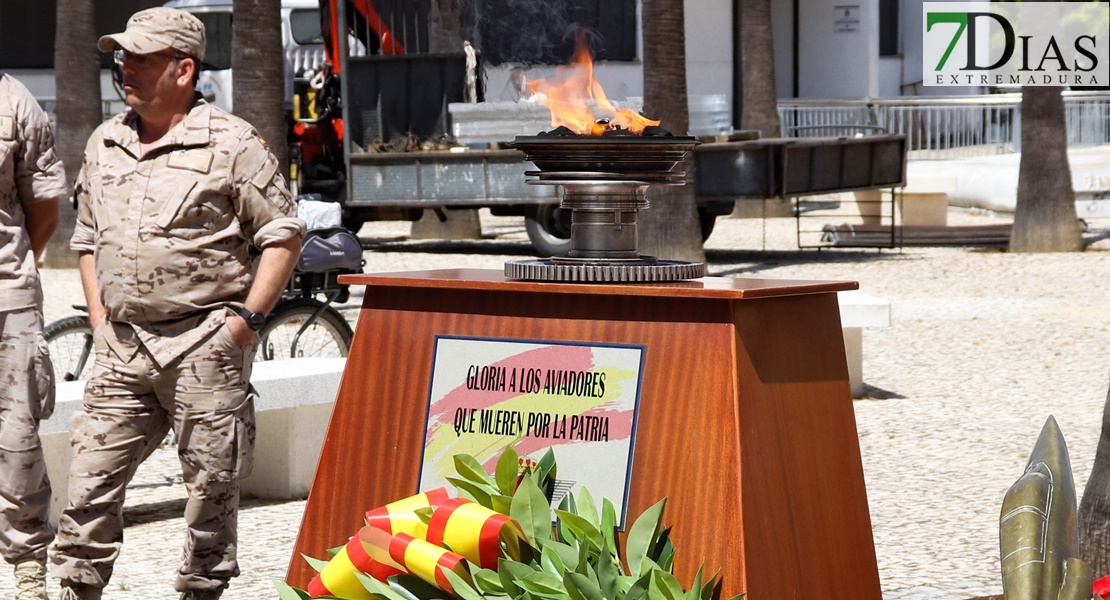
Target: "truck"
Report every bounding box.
[168,1,909,254]
[165,0,743,256]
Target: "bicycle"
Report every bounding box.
[44,267,357,381]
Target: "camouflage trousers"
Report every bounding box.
[0,306,54,564]
[50,318,258,593]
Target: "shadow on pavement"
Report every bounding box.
[707,247,911,277]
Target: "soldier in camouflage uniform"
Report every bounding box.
[0,72,65,600]
[50,8,305,600]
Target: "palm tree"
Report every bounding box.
[232,0,288,172]
[737,0,780,138]
[430,0,463,53]
[1080,384,1110,578]
[47,0,101,268]
[1009,86,1081,252]
[638,0,705,264]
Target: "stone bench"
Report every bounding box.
[838,291,892,398]
[41,357,345,523]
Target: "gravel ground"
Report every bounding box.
[24,201,1110,599]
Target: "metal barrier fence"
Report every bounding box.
[779,92,1110,160]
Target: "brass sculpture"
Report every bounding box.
[1000,415,1094,600]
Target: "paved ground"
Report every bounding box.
[11,203,1110,599]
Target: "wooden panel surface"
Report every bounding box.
[733,293,881,599]
[288,274,879,599]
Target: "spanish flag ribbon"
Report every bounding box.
[388,532,471,593]
[308,489,527,599]
[425,497,527,570]
[365,487,452,538]
[307,526,406,599]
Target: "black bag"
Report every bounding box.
[297,227,363,273]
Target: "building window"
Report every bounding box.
[878,0,899,57]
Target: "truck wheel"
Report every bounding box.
[698,211,717,242]
[525,205,571,257]
[341,211,366,234]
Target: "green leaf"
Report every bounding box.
[455,454,496,487]
[326,545,343,557]
[576,487,600,528]
[624,572,652,600]
[540,543,567,576]
[699,572,722,600]
[637,557,661,580]
[448,476,494,506]
[558,492,576,513]
[596,539,619,600]
[496,444,521,496]
[355,572,409,600]
[723,595,745,600]
[491,493,513,516]
[475,568,507,595]
[498,557,537,597]
[519,571,571,600]
[554,510,604,551]
[536,449,557,484]
[625,499,666,578]
[511,475,552,543]
[577,539,591,576]
[564,572,605,600]
[684,567,704,600]
[386,574,453,600]
[273,579,312,600]
[301,553,330,573]
[653,530,674,572]
[414,506,434,525]
[442,567,485,600]
[539,540,580,572]
[600,500,618,566]
[648,571,684,600]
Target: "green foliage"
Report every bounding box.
[280,443,737,600]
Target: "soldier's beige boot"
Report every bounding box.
[13,559,47,600]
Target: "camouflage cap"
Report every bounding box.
[98,7,206,61]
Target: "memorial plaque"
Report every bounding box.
[419,336,645,524]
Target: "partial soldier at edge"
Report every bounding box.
[0,72,65,600]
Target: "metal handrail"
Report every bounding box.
[778,92,1110,159]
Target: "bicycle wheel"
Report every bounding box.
[44,315,94,382]
[258,298,352,360]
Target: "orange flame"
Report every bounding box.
[527,35,660,135]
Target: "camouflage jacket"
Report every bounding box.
[0,74,67,312]
[71,98,304,366]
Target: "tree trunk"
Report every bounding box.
[47,0,100,268]
[429,0,463,53]
[232,0,288,174]
[1009,87,1081,252]
[639,0,705,264]
[1079,380,1110,577]
[738,0,780,138]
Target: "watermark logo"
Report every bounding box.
[924,2,1109,87]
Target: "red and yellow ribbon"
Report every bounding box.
[307,527,405,599]
[426,497,527,569]
[307,489,525,599]
[388,532,470,593]
[365,487,451,538]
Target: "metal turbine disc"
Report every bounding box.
[505,259,705,282]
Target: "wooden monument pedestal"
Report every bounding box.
[288,269,881,599]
